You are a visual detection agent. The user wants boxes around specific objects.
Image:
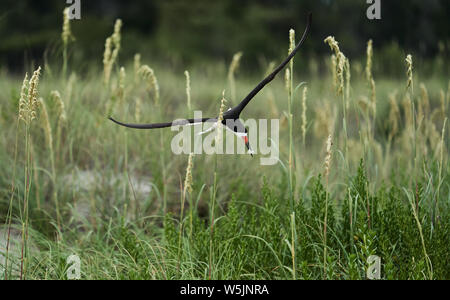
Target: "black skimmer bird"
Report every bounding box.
[109,13,312,155]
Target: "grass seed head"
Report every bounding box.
[406,54,413,93]
[324,36,340,55]
[365,40,376,114]
[324,36,346,97]
[103,37,112,66]
[185,70,191,111]
[366,40,373,83]
[183,153,194,196]
[103,19,122,86]
[139,65,160,105]
[289,29,295,70]
[112,19,122,45]
[62,8,74,46]
[337,52,346,97]
[216,91,227,143]
[301,86,308,144]
[289,29,295,54]
[19,67,41,124]
[117,67,126,105]
[28,67,42,109]
[18,73,29,122]
[103,37,113,85]
[324,134,333,179]
[284,68,290,92]
[217,90,227,123]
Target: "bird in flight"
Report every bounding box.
[109,13,312,155]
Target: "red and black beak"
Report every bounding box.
[243,136,254,157]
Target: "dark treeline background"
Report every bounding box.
[0,0,448,76]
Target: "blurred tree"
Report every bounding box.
[0,0,447,74]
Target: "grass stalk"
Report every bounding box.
[323,134,332,279]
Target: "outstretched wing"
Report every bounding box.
[109,13,311,130]
[108,117,217,129]
[233,12,312,114]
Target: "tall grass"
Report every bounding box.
[61,8,74,79]
[13,67,41,279]
[0,20,448,280]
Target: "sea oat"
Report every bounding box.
[365,40,376,116]
[215,91,227,144]
[289,29,295,72]
[284,68,290,92]
[103,19,122,85]
[406,54,413,93]
[324,36,340,56]
[324,36,346,97]
[139,65,160,105]
[61,7,74,77]
[366,40,373,83]
[301,86,308,145]
[183,153,194,196]
[62,8,74,47]
[117,66,126,105]
[19,67,41,124]
[18,73,29,122]
[185,70,191,111]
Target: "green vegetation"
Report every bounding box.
[0,14,448,280]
